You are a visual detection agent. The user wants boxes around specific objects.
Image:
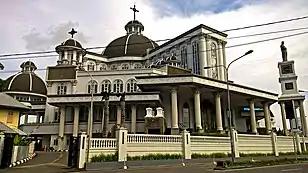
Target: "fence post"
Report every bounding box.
[293,131,302,153]
[181,130,191,159]
[78,132,87,169]
[271,131,279,156]
[117,127,128,162]
[302,135,307,152]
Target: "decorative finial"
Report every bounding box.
[68,28,77,38]
[130,3,139,21]
[280,41,288,61]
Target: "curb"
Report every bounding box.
[9,153,37,168]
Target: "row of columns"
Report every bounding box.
[57,104,138,139]
[279,100,308,137]
[198,35,226,81]
[170,88,272,134]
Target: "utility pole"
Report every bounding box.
[102,91,111,137]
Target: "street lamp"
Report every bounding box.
[79,66,94,162]
[204,50,253,162]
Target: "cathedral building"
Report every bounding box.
[19,6,278,150]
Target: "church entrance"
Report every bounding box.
[148,129,161,134]
[201,100,216,132]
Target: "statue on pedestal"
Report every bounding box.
[280,41,288,61]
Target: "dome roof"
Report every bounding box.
[3,61,47,95]
[103,34,158,58]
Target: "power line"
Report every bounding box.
[1,14,308,58]
[1,26,308,62]
[228,26,308,39]
[1,30,308,74]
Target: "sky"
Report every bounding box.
[1,0,308,128]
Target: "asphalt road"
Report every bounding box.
[0,151,72,173]
[79,163,308,173]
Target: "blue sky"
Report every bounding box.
[146,0,267,17]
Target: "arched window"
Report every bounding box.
[100,64,107,71]
[211,42,218,79]
[111,64,117,70]
[87,62,95,71]
[113,79,123,93]
[192,41,200,74]
[101,80,111,92]
[134,63,142,69]
[87,80,98,94]
[121,64,129,70]
[180,46,188,68]
[126,79,137,92]
[57,83,67,95]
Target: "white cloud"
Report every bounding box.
[1,0,308,129]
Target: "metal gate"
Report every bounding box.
[0,135,14,169]
[67,136,79,168]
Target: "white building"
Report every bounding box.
[19,7,279,151]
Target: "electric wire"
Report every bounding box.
[1,30,308,74]
[1,14,308,58]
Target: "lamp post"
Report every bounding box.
[79,66,94,162]
[204,50,253,162]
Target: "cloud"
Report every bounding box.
[145,0,266,18]
[22,21,89,51]
[1,0,308,130]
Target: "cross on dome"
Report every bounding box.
[68,28,77,38]
[130,3,139,21]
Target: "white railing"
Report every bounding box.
[127,134,182,156]
[87,131,306,161]
[90,138,117,149]
[191,136,231,154]
[277,136,295,153]
[127,134,182,143]
[238,134,272,154]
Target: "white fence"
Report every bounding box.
[86,128,308,161]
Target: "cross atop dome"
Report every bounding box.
[68,28,77,38]
[130,3,139,21]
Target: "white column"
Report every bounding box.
[117,105,121,125]
[300,100,308,137]
[73,106,79,137]
[194,89,202,132]
[249,99,257,134]
[198,35,207,77]
[263,101,272,134]
[205,35,212,77]
[131,105,137,134]
[222,42,227,81]
[171,88,179,134]
[280,102,289,136]
[59,106,65,150]
[218,41,225,81]
[214,93,223,131]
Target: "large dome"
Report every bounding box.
[3,61,47,95]
[103,34,158,58]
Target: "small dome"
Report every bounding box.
[55,28,84,54]
[3,61,47,95]
[103,34,158,58]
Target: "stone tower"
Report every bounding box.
[278,41,307,136]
